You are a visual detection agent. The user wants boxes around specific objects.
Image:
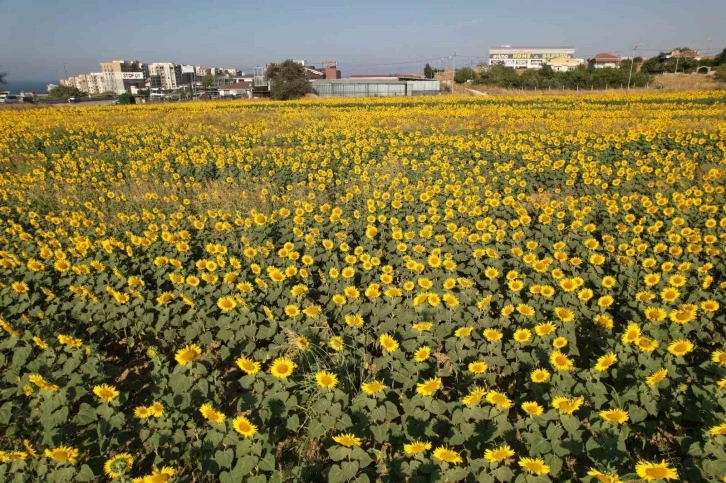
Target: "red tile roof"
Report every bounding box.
[590,52,621,62]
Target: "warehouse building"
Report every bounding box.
[310,77,440,98]
[488,46,576,69]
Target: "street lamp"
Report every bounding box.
[627,45,638,90]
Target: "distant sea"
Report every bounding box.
[2,80,57,94]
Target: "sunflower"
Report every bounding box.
[413,346,431,362]
[345,314,364,327]
[554,307,575,323]
[315,371,338,390]
[646,368,668,386]
[146,466,175,483]
[454,326,473,337]
[361,380,387,395]
[93,384,120,403]
[550,351,574,371]
[600,408,629,424]
[621,323,641,344]
[270,358,296,379]
[44,446,78,464]
[332,433,361,447]
[468,361,488,374]
[484,444,515,463]
[379,333,399,353]
[416,377,442,396]
[521,401,544,416]
[329,336,344,352]
[483,328,503,341]
[104,453,133,479]
[216,296,237,312]
[462,387,487,405]
[200,403,225,424]
[236,356,261,375]
[486,391,512,408]
[432,446,462,464]
[534,322,556,336]
[667,339,694,357]
[660,287,680,303]
[150,401,164,417]
[635,460,678,481]
[232,415,258,438]
[513,328,531,343]
[587,468,623,483]
[644,307,667,323]
[708,421,726,436]
[552,396,583,415]
[23,440,38,459]
[175,344,201,365]
[403,440,432,455]
[412,322,433,332]
[519,457,550,475]
[531,369,551,383]
[135,406,152,419]
[594,352,617,372]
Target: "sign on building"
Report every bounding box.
[181,65,195,74]
[120,72,144,80]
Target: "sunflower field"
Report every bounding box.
[1,91,726,483]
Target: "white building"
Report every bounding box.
[489,46,576,69]
[148,63,181,90]
[587,53,622,69]
[100,60,148,95]
[547,57,585,72]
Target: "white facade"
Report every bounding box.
[489,46,576,69]
[149,63,181,90]
[547,57,585,72]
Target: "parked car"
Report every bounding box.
[0,94,19,104]
[68,97,81,103]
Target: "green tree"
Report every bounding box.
[714,65,726,82]
[267,60,311,100]
[424,63,434,79]
[713,48,726,66]
[48,85,87,98]
[201,73,214,89]
[0,70,6,85]
[118,92,135,104]
[454,67,475,84]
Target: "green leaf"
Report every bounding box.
[75,404,97,426]
[215,448,235,469]
[341,461,359,480]
[0,402,12,425]
[258,453,275,472]
[560,415,580,434]
[328,464,344,483]
[286,413,300,431]
[494,466,514,482]
[350,447,373,468]
[75,465,95,482]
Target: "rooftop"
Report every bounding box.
[489,46,575,50]
[590,52,621,61]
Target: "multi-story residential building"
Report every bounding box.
[100,60,148,94]
[148,63,182,90]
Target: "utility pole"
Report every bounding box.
[627,45,638,90]
[452,51,456,95]
[674,54,680,74]
[62,62,68,80]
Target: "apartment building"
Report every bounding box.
[100,60,148,94]
[148,63,182,90]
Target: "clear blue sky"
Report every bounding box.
[2,0,725,80]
